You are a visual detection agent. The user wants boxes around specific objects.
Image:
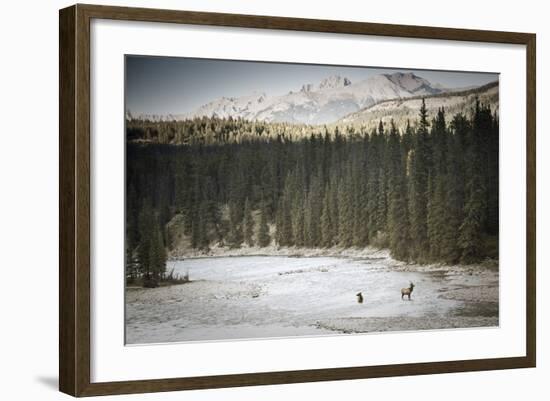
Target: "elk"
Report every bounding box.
[401,282,415,300]
[356,292,364,304]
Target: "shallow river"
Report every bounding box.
[125,255,498,344]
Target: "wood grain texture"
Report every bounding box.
[59,3,536,397]
[59,5,92,396]
[77,356,533,396]
[525,34,536,367]
[75,4,92,396]
[78,3,533,44]
[59,5,76,396]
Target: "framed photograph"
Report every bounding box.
[59,4,536,397]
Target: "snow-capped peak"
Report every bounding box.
[148,72,453,125]
[384,72,438,95]
[317,75,352,91]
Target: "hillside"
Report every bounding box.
[338,81,499,130]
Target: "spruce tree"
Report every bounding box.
[439,129,464,263]
[292,166,307,247]
[135,199,166,284]
[304,174,322,247]
[427,108,448,260]
[353,142,369,248]
[408,98,431,261]
[243,198,255,246]
[197,202,210,250]
[274,197,285,246]
[366,129,380,240]
[150,219,167,280]
[338,166,355,247]
[375,121,388,235]
[125,243,137,283]
[459,100,488,263]
[257,202,271,247]
[328,175,340,243]
[387,121,410,260]
[292,193,305,247]
[320,187,334,247]
[227,200,243,248]
[459,182,486,263]
[280,184,294,246]
[485,109,499,236]
[137,200,154,279]
[427,174,447,260]
[352,180,369,247]
[190,208,200,249]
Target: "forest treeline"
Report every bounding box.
[126,99,498,282]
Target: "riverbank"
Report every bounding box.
[169,243,394,260]
[169,243,498,271]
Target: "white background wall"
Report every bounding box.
[0,0,546,399]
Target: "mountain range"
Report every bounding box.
[128,72,494,126]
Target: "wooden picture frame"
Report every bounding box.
[59,3,536,397]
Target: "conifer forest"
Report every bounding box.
[126,99,499,284]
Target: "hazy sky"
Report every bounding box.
[126,55,498,115]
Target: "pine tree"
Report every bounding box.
[243,198,255,246]
[257,201,271,247]
[427,173,446,260]
[366,129,380,240]
[486,110,499,236]
[375,121,388,234]
[459,182,486,263]
[137,200,154,279]
[203,176,222,242]
[439,129,464,263]
[227,200,243,248]
[136,199,166,285]
[387,121,410,260]
[338,166,355,247]
[459,100,488,263]
[292,163,307,247]
[275,197,285,246]
[304,174,322,247]
[125,243,137,283]
[292,194,305,247]
[150,219,167,280]
[320,187,334,247]
[431,107,448,175]
[427,108,448,260]
[197,202,210,250]
[402,119,414,154]
[183,166,199,235]
[280,183,294,246]
[352,179,369,247]
[408,99,431,261]
[328,175,340,243]
[353,138,369,247]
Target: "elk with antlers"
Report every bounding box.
[401,282,415,300]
